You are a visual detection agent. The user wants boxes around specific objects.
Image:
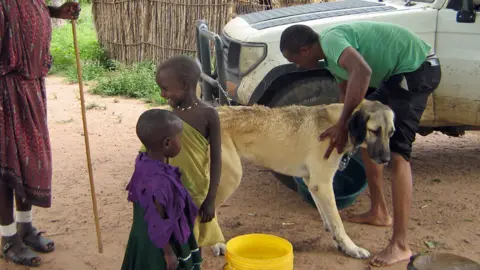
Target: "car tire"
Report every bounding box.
[269,76,340,107]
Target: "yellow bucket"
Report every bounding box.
[224,234,294,270]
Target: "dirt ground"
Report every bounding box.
[1,76,479,270]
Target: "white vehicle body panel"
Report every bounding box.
[219,0,480,126]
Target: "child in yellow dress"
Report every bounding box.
[140,55,225,256]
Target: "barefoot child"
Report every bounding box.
[140,55,225,255]
[122,109,202,270]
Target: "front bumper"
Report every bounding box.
[195,19,246,105]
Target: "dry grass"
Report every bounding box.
[92,0,327,64]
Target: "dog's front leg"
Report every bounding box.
[304,177,331,232]
[317,200,332,233]
[308,168,370,259]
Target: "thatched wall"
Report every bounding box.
[92,0,324,64]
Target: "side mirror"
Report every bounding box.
[457,0,476,23]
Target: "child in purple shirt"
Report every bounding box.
[121,109,202,270]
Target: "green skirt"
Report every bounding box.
[121,203,202,270]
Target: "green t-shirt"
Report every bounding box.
[319,21,432,88]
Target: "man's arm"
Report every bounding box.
[336,47,372,126]
[48,3,81,20]
[338,81,348,103]
[318,32,372,159]
[48,6,61,18]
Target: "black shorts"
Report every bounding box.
[365,57,442,161]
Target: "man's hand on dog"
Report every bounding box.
[319,122,348,160]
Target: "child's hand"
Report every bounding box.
[165,252,178,270]
[199,198,215,223]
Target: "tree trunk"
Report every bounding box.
[51,0,65,28]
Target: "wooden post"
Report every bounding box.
[71,6,104,254]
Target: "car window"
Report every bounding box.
[447,0,479,10]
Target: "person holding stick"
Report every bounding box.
[0,1,80,267]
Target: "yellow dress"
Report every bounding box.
[139,120,225,247]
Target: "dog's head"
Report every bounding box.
[347,100,395,164]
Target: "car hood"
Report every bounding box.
[223,0,429,41]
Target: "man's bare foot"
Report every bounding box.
[369,241,412,267]
[345,210,393,227]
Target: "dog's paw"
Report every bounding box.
[219,243,226,255]
[341,245,370,259]
[211,243,226,257]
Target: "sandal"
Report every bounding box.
[19,225,55,253]
[1,234,42,267]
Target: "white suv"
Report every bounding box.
[195,0,479,190]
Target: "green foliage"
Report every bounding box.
[91,62,166,105]
[49,4,108,82]
[49,3,166,105]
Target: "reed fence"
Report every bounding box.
[92,0,325,64]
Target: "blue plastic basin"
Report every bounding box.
[293,153,368,210]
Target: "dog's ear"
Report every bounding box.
[348,110,367,146]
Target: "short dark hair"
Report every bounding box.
[157,55,201,88]
[280,24,319,54]
[136,109,182,150]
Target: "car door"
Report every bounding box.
[434,0,480,126]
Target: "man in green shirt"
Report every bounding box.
[280,21,441,267]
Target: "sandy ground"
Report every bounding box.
[1,76,479,270]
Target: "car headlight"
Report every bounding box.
[239,44,267,76]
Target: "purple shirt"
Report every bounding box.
[126,153,198,249]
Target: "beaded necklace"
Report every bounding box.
[176,101,199,111]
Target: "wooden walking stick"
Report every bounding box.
[70,0,103,254]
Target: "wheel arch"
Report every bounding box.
[247,62,335,106]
